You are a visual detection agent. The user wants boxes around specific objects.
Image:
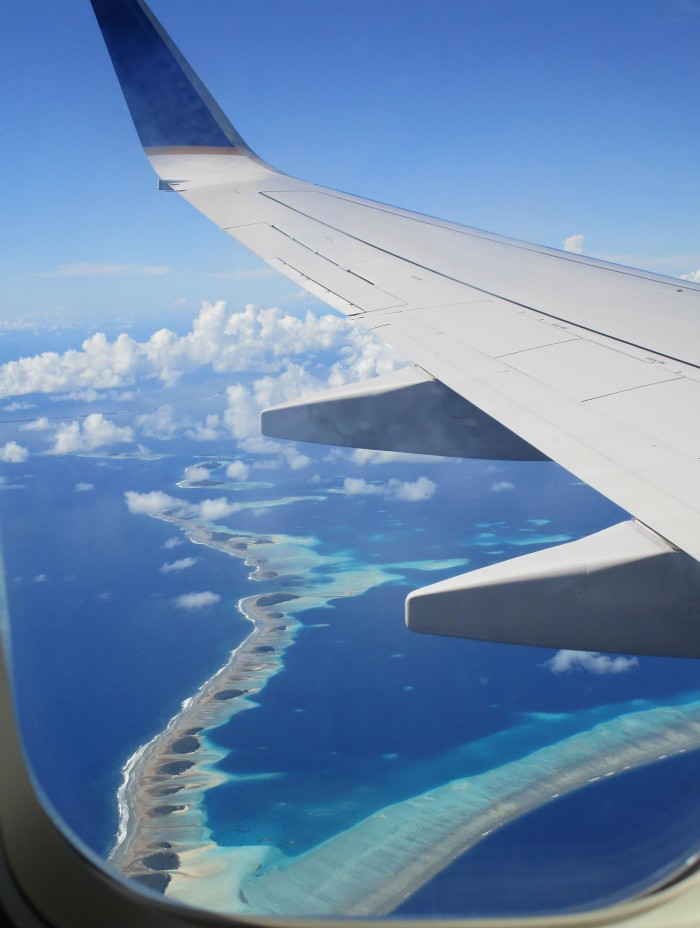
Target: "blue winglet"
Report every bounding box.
[90,0,250,153]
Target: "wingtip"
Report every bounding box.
[89,0,253,156]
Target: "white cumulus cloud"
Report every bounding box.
[125,490,240,523]
[185,414,223,442]
[75,482,94,492]
[124,490,185,515]
[50,414,134,454]
[235,433,312,472]
[544,650,639,675]
[390,476,436,501]
[226,461,249,481]
[0,441,28,463]
[135,406,180,440]
[680,269,700,282]
[184,465,211,483]
[491,481,515,492]
[343,475,436,501]
[0,301,402,399]
[197,497,241,521]
[173,591,221,610]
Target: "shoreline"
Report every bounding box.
[238,701,700,916]
[109,516,303,889]
[109,504,700,916]
[109,509,401,893]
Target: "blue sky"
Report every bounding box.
[3,0,700,331]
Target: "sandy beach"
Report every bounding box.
[109,517,302,890]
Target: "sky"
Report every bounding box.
[3,0,700,334]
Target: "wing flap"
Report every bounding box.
[261,367,547,461]
[407,521,700,658]
[230,224,406,312]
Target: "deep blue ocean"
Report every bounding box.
[3,441,700,915]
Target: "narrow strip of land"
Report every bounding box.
[110,518,302,889]
[238,702,700,916]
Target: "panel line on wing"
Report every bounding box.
[370,314,700,560]
[258,190,700,370]
[581,378,683,403]
[263,189,693,291]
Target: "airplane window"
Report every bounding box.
[2,304,700,920]
[5,1,700,924]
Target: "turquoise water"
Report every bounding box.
[3,443,700,912]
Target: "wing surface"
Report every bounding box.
[91,0,700,655]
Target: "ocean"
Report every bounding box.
[3,442,700,915]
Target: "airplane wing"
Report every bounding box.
[90,0,700,658]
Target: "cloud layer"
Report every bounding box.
[0,301,401,398]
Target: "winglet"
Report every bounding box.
[89,0,252,155]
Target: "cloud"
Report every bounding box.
[343,475,436,501]
[0,301,402,401]
[226,461,249,481]
[491,481,515,492]
[50,414,134,454]
[350,448,433,466]
[544,650,639,675]
[197,497,240,521]
[135,406,180,440]
[160,557,199,574]
[163,536,183,549]
[343,477,385,496]
[75,482,94,492]
[2,401,35,412]
[173,591,221,610]
[286,450,311,470]
[19,417,50,431]
[680,269,700,282]
[125,490,185,515]
[184,414,223,442]
[125,490,240,523]
[390,476,436,501]
[40,263,170,278]
[563,234,584,254]
[184,465,211,483]
[33,574,48,584]
[0,321,39,333]
[0,441,28,463]
[236,434,312,471]
[50,389,103,403]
